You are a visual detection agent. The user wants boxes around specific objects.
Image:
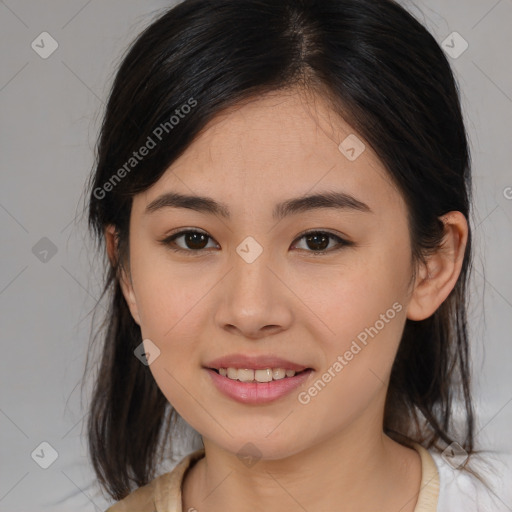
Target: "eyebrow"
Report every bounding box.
[145,190,373,220]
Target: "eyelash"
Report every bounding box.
[159,228,353,256]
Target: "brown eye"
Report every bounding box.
[160,229,218,253]
[305,233,330,251]
[292,231,351,254]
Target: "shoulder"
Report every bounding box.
[104,475,164,512]
[428,448,512,512]
[104,448,206,512]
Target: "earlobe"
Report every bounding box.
[406,212,468,321]
[119,274,141,326]
[104,225,141,326]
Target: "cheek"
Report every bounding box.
[300,248,409,349]
[130,258,207,418]
[128,249,214,383]
[300,242,410,405]
[293,279,407,439]
[129,245,207,339]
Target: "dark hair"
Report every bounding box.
[84,0,482,501]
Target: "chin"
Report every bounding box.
[210,433,308,463]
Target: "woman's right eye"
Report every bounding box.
[159,229,219,253]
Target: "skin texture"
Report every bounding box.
[106,88,468,512]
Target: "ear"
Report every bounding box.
[406,211,468,321]
[105,225,141,325]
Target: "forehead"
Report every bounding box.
[133,88,404,219]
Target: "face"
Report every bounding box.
[119,88,418,460]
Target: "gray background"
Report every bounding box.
[1,1,511,511]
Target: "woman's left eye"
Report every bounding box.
[291,231,350,254]
[159,229,351,255]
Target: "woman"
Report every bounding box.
[84,0,508,510]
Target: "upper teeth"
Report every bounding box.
[218,368,298,382]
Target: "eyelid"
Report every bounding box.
[292,228,349,243]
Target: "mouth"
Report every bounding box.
[203,354,314,403]
[204,366,314,404]
[207,366,313,383]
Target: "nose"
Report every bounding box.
[214,244,293,340]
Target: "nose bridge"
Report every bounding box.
[230,237,274,305]
[214,236,290,337]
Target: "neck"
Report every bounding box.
[182,420,422,512]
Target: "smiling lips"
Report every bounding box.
[204,353,313,403]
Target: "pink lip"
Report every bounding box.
[205,368,314,404]
[204,353,310,372]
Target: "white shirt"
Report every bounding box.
[430,449,512,511]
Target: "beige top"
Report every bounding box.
[105,443,440,511]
